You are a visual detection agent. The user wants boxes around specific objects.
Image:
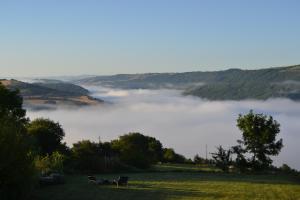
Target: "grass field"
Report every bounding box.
[32,166,300,200]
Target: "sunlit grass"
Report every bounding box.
[152,163,221,172]
[32,171,300,200]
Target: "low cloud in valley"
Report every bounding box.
[26,86,300,170]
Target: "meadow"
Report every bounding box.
[32,165,300,200]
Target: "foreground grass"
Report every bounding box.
[32,171,300,200]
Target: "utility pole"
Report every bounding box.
[205,144,208,161]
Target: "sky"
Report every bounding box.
[1,0,300,77]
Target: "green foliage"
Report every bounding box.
[211,146,232,172]
[0,85,36,200]
[77,65,300,100]
[162,148,186,164]
[0,83,27,123]
[35,152,65,175]
[231,145,249,172]
[32,172,300,200]
[71,140,103,173]
[112,133,163,169]
[280,164,292,172]
[235,110,283,170]
[71,140,120,173]
[33,82,89,96]
[193,154,206,164]
[27,118,65,155]
[279,164,299,174]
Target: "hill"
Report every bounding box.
[75,65,300,100]
[0,79,103,109]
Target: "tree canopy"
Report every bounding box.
[236,110,283,170]
[0,83,27,123]
[27,118,65,155]
[0,84,35,199]
[162,148,186,164]
[112,133,163,169]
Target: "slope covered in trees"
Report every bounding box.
[75,65,300,100]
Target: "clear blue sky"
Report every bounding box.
[1,0,300,76]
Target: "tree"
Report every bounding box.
[231,145,249,172]
[0,84,35,200]
[27,118,65,155]
[194,154,206,164]
[280,164,292,173]
[162,148,186,164]
[236,110,283,170]
[147,136,164,163]
[71,140,120,173]
[0,83,27,123]
[71,140,104,172]
[112,133,163,169]
[211,146,232,172]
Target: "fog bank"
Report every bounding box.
[27,86,300,170]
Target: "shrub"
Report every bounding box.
[35,152,65,175]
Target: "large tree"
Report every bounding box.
[0,83,27,123]
[162,148,186,164]
[0,83,35,199]
[71,140,103,172]
[112,133,163,169]
[27,118,65,155]
[236,110,283,170]
[71,140,119,173]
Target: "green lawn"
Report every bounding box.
[32,171,300,200]
[152,163,221,172]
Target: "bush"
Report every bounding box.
[211,146,232,172]
[194,154,206,164]
[35,152,65,175]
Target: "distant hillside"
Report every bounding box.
[0,79,103,109]
[75,65,300,100]
[34,81,90,96]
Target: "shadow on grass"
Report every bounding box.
[31,172,300,200]
[32,180,221,200]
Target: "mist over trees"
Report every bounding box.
[0,82,296,200]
